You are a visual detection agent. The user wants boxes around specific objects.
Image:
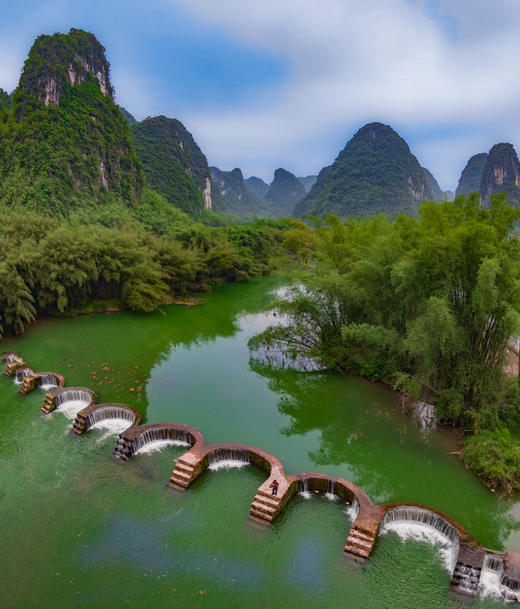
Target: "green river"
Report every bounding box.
[0,275,519,608]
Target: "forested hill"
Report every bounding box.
[245,176,269,198]
[210,166,272,218]
[480,144,520,207]
[264,168,306,217]
[0,88,12,117]
[455,153,488,197]
[131,116,212,216]
[294,122,433,218]
[455,145,520,208]
[0,28,143,214]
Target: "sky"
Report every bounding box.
[1,0,519,190]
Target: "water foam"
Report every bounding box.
[90,419,132,443]
[207,459,250,471]
[54,400,90,419]
[134,439,189,455]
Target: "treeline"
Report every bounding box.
[250,194,520,493]
[0,193,289,337]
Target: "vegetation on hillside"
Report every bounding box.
[0,29,142,214]
[294,122,432,219]
[130,116,210,216]
[250,194,520,492]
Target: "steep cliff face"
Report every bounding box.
[16,28,113,114]
[131,116,211,215]
[210,167,270,218]
[264,168,306,217]
[480,144,520,207]
[455,153,488,197]
[294,123,431,218]
[245,176,269,198]
[0,28,142,213]
[421,167,443,200]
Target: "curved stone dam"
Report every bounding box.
[4,349,520,603]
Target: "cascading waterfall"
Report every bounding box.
[298,478,311,499]
[14,368,33,385]
[54,390,91,419]
[207,448,250,470]
[380,507,460,574]
[325,479,337,501]
[133,428,191,455]
[346,498,359,521]
[479,554,504,599]
[501,574,520,602]
[4,354,16,364]
[88,407,136,436]
[39,374,58,390]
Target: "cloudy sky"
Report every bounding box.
[0,0,518,189]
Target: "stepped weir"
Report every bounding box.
[4,348,520,604]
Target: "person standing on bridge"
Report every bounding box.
[270,479,279,496]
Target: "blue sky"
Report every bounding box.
[1,0,519,189]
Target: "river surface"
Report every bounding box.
[0,275,518,608]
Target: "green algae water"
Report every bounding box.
[0,276,518,608]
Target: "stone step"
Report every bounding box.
[174,462,195,475]
[249,507,273,522]
[169,474,190,488]
[254,494,280,508]
[176,456,197,467]
[348,528,374,543]
[171,469,192,483]
[344,541,371,558]
[346,535,373,550]
[250,500,277,515]
[257,487,284,501]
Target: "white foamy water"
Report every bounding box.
[298,491,312,499]
[325,492,339,501]
[134,439,190,455]
[381,522,458,573]
[40,384,56,391]
[54,400,90,419]
[345,499,360,521]
[90,419,132,443]
[479,567,503,600]
[208,459,250,471]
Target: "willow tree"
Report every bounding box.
[250,194,520,430]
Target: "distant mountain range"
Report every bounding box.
[1,28,519,222]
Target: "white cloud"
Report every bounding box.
[172,0,520,188]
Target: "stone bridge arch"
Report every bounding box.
[72,403,142,435]
[113,423,204,462]
[41,387,97,415]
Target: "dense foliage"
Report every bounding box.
[462,430,520,494]
[0,29,142,214]
[250,195,520,490]
[0,199,289,337]
[130,116,209,216]
[294,122,433,219]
